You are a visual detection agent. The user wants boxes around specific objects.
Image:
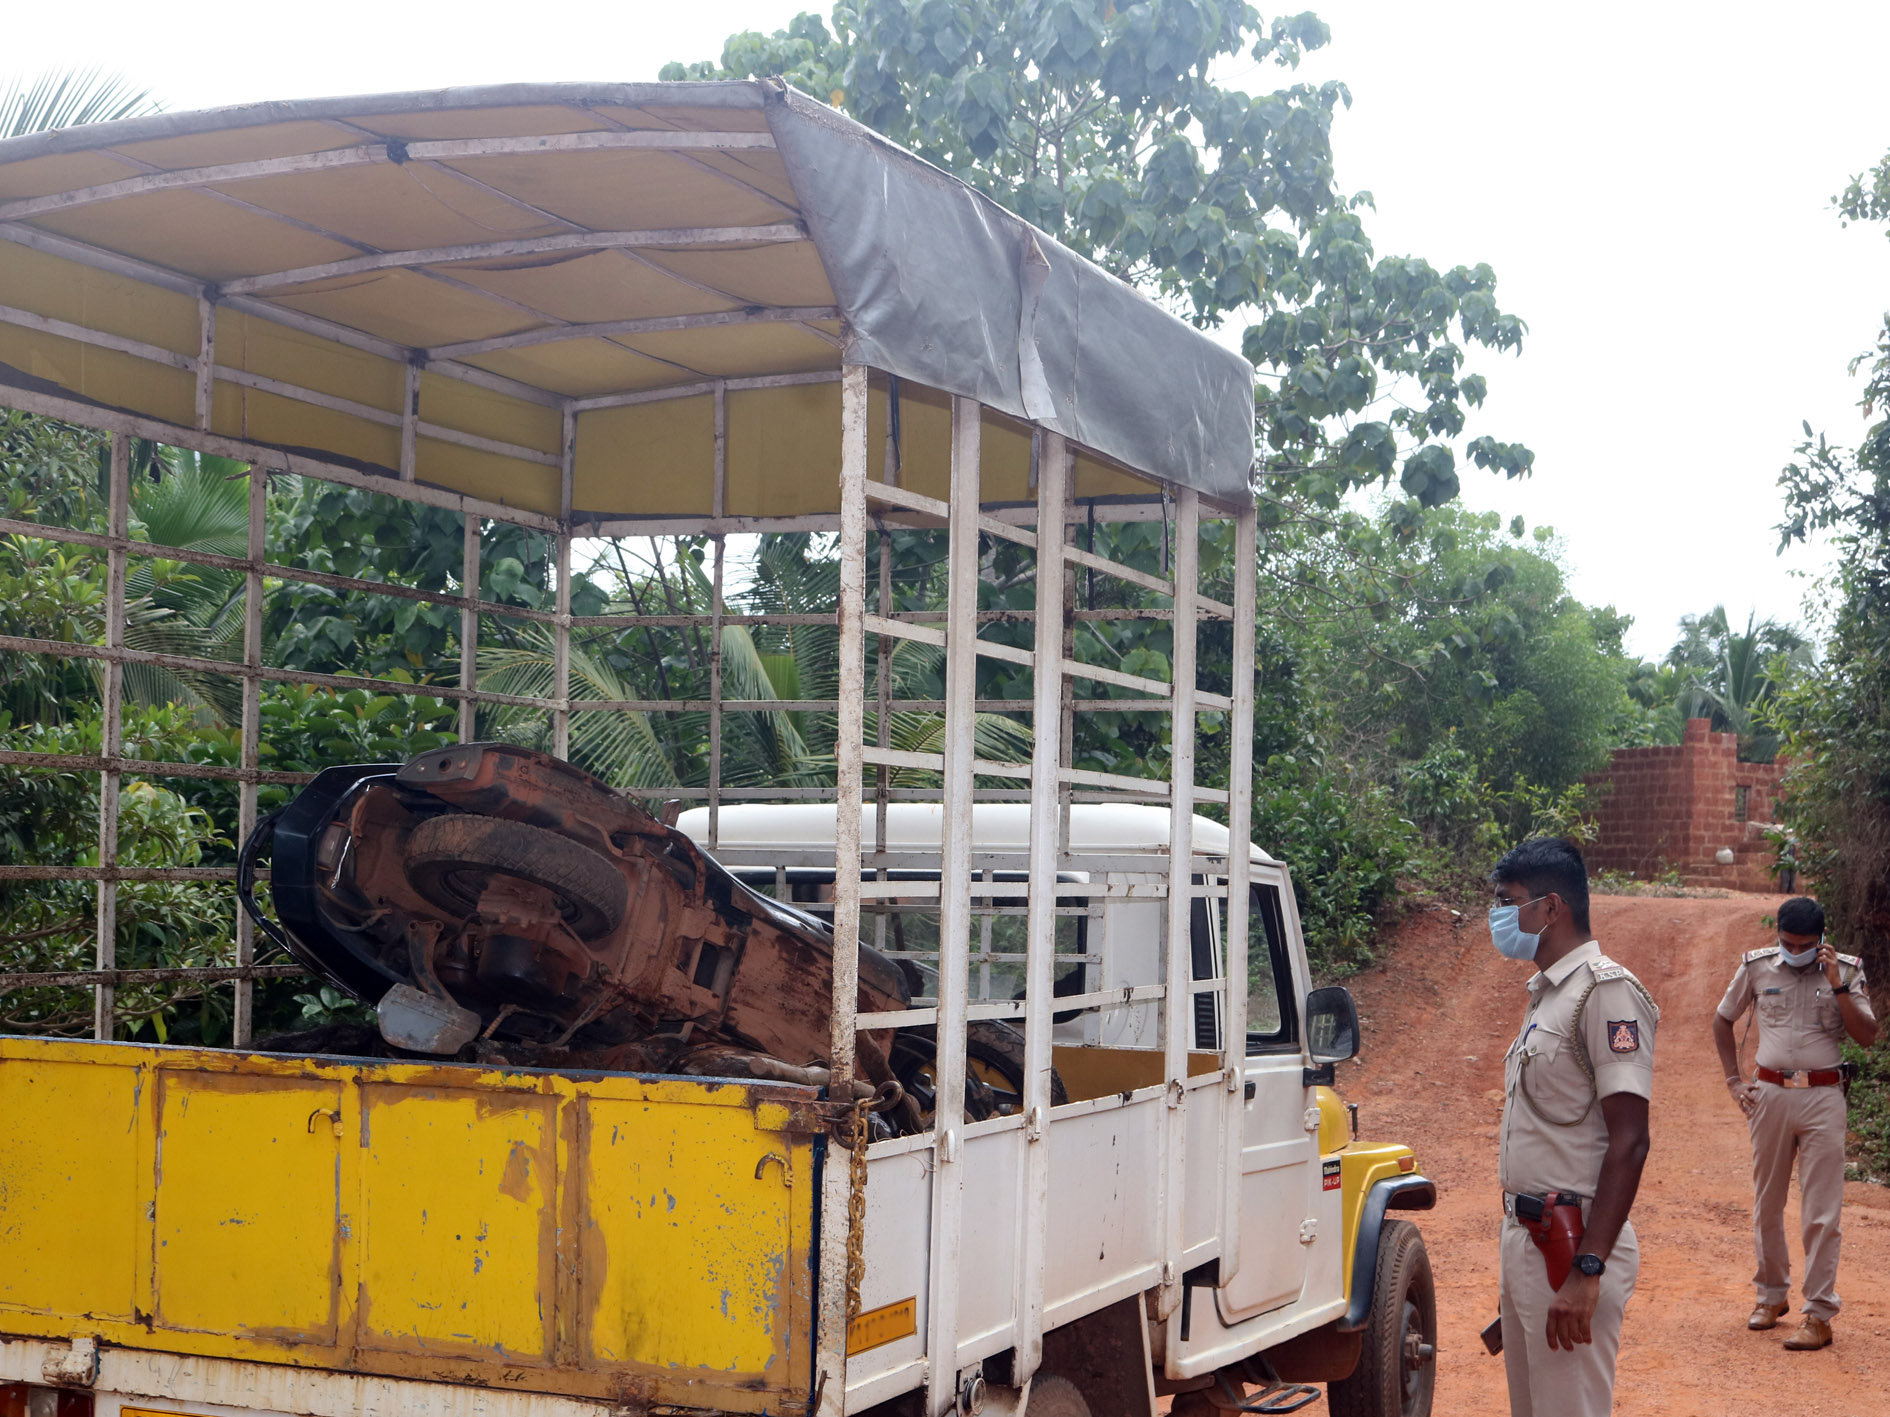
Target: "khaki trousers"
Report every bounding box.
[1499,1218,1639,1417]
[1749,1082,1847,1321]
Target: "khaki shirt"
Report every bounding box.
[1500,941,1658,1198]
[1717,947,1874,1072]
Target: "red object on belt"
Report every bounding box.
[1756,1065,1843,1087]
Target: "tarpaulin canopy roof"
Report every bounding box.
[0,80,1256,520]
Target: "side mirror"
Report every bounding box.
[1305,985,1360,1064]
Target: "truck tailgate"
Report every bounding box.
[0,1037,817,1412]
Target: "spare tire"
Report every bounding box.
[405,814,628,941]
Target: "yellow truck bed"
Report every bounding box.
[0,1037,818,1412]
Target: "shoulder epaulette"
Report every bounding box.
[1744,946,1780,964]
[1838,952,1863,969]
[1588,961,1631,983]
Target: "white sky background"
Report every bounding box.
[8,0,1888,660]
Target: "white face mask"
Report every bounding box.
[1778,940,1820,968]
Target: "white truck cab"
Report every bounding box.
[681,803,1437,1417]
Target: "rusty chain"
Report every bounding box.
[845,1092,872,1324]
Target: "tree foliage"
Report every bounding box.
[1773,145,1890,989]
[1,69,155,138]
[665,1,1532,529]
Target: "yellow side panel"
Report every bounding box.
[581,1097,794,1376]
[0,242,199,355]
[154,1073,341,1342]
[575,393,715,516]
[0,322,195,428]
[0,1059,142,1320]
[0,1039,815,1411]
[357,1083,556,1360]
[214,307,406,411]
[418,368,562,454]
[724,381,845,517]
[413,438,561,517]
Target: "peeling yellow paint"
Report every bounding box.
[0,1037,815,1410]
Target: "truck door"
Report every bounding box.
[1218,866,1316,1321]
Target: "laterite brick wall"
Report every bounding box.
[1584,718,1785,891]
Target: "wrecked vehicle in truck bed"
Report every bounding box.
[245,740,943,1123]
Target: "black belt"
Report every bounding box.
[1504,1190,1587,1219]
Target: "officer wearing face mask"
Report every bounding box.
[1492,837,1656,1417]
[1713,896,1877,1351]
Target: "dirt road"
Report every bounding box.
[1332,893,1889,1416]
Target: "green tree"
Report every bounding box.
[1,69,154,138]
[1774,145,1890,991]
[665,1,1533,525]
[1659,606,1811,761]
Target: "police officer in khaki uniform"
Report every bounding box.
[1492,838,1656,1417]
[1713,896,1877,1351]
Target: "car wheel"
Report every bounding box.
[1326,1217,1435,1417]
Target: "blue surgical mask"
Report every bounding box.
[1489,898,1546,961]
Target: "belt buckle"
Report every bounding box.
[1782,1071,1810,1089]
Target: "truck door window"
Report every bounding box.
[1247,884,1298,1053]
[738,870,1088,1008]
[1189,884,1220,1052]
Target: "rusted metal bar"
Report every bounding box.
[399,362,420,481]
[0,867,248,882]
[431,306,841,360]
[570,368,840,415]
[219,225,805,298]
[0,749,311,786]
[0,517,561,626]
[0,382,564,528]
[1018,430,1070,1380]
[564,607,1199,628]
[94,432,130,1041]
[233,464,267,1046]
[709,382,727,850]
[1157,486,1201,1323]
[816,363,871,1417]
[0,635,551,710]
[194,296,216,430]
[554,411,576,760]
[1218,501,1259,1287]
[926,394,982,1415]
[460,512,482,743]
[0,964,306,990]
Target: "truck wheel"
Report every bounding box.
[406,814,628,941]
[1026,1376,1090,1417]
[1326,1218,1435,1417]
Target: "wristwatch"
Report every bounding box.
[1573,1253,1606,1278]
[1835,984,1852,995]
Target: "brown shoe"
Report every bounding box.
[1783,1316,1833,1350]
[1747,1303,1790,1330]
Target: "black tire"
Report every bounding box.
[405,814,628,941]
[1025,1376,1090,1417]
[888,1020,1070,1122]
[1327,1218,1435,1417]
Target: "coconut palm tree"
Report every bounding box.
[1665,606,1814,761]
[477,534,1032,792]
[1,70,155,138]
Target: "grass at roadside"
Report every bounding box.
[1844,1035,1890,1184]
[1591,867,1731,900]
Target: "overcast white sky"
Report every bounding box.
[9,1,1888,659]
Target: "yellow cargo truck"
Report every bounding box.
[0,81,1435,1417]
